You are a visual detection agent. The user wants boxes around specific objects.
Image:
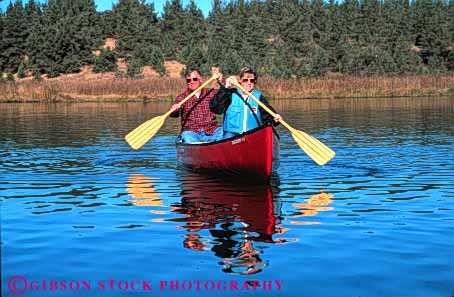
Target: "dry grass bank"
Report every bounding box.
[0,75,186,102]
[1,72,454,102]
[259,74,454,99]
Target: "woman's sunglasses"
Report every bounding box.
[241,78,256,83]
[186,77,199,83]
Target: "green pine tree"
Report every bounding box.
[149,46,166,76]
[113,0,161,68]
[27,0,101,76]
[17,62,26,78]
[1,1,27,73]
[161,33,177,60]
[33,71,42,81]
[127,57,144,78]
[161,0,186,52]
[93,49,118,73]
[6,72,15,82]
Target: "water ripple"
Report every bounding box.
[1,100,453,297]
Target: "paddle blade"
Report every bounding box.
[125,115,166,150]
[289,128,335,165]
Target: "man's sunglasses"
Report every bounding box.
[186,77,199,83]
[241,78,256,83]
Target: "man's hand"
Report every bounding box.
[214,70,224,85]
[273,114,282,123]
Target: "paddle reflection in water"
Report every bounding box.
[170,173,290,275]
[290,190,334,225]
[124,172,334,275]
[126,174,167,216]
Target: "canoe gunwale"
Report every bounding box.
[175,125,279,148]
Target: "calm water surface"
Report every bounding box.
[1,98,453,297]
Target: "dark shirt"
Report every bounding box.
[170,88,220,135]
[210,85,278,126]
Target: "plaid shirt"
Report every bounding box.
[170,88,220,135]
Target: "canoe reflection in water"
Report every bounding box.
[170,173,290,275]
[126,173,334,275]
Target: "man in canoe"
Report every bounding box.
[210,66,281,139]
[169,68,224,143]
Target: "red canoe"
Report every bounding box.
[176,126,280,182]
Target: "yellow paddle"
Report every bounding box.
[125,72,218,150]
[232,80,335,166]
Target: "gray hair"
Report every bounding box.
[239,67,257,80]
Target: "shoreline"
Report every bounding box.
[1,74,453,102]
[2,94,453,104]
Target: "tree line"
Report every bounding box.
[1,0,453,80]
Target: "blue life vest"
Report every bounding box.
[223,89,262,134]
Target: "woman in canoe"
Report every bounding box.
[210,67,281,139]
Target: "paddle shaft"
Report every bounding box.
[164,75,217,117]
[232,80,293,131]
[232,80,335,165]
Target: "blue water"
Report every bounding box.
[1,98,453,297]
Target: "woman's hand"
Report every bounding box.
[225,76,237,88]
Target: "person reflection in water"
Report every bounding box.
[126,173,333,275]
[183,233,207,251]
[221,239,266,275]
[171,175,288,275]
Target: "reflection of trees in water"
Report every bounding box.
[0,103,176,147]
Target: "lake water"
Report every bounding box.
[1,98,453,297]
